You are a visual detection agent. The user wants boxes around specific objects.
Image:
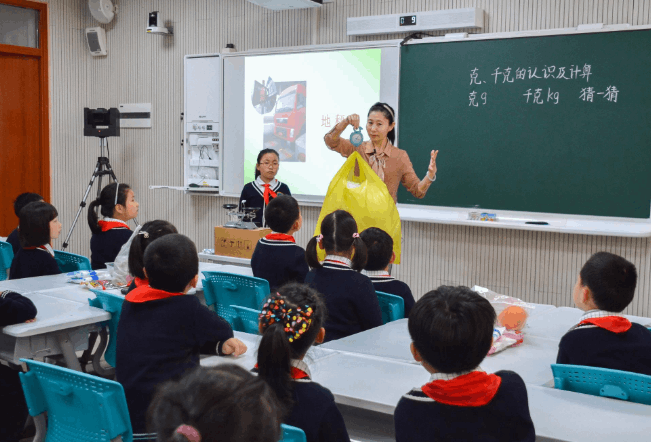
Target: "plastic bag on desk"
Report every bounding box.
[472,285,534,330]
[314,152,402,263]
[488,327,524,356]
[111,225,141,286]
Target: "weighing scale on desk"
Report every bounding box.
[222,203,260,230]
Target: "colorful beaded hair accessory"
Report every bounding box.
[259,292,314,343]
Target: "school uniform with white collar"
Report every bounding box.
[253,359,350,442]
[556,309,651,376]
[394,369,535,442]
[9,244,60,280]
[362,270,415,317]
[251,232,309,291]
[90,218,132,270]
[304,256,382,342]
[239,176,291,227]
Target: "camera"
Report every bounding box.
[84,107,120,138]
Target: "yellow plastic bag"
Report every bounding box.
[314,152,402,264]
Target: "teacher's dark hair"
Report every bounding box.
[255,149,280,179]
[368,102,396,145]
[305,210,367,271]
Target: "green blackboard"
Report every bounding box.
[398,30,651,219]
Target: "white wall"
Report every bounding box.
[43,0,651,316]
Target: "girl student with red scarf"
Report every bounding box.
[88,182,139,270]
[255,282,351,442]
[9,201,62,280]
[394,286,535,442]
[239,148,291,228]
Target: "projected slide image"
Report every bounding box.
[244,48,382,196]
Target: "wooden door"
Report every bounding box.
[0,0,49,236]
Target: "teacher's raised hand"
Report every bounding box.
[428,150,439,180]
[345,114,361,130]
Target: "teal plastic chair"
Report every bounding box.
[376,291,405,324]
[0,240,13,281]
[88,289,124,369]
[202,271,269,331]
[19,358,133,442]
[280,424,307,442]
[54,250,92,273]
[551,364,651,405]
[231,305,262,334]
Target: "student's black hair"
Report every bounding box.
[368,102,396,145]
[128,220,178,280]
[87,183,132,234]
[148,364,281,442]
[255,148,280,178]
[143,234,198,293]
[264,195,300,233]
[18,201,58,248]
[579,251,637,312]
[409,286,496,373]
[14,192,43,217]
[360,227,393,271]
[257,283,327,417]
[305,210,367,271]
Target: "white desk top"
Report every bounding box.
[198,253,252,266]
[1,292,110,337]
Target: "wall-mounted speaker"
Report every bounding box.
[85,27,107,57]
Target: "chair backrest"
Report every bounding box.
[280,424,307,442]
[0,240,14,281]
[376,291,405,324]
[19,359,133,442]
[54,250,92,273]
[88,289,125,368]
[202,271,270,331]
[231,305,262,334]
[551,364,651,405]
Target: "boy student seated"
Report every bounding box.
[557,251,651,376]
[360,227,415,317]
[251,195,309,290]
[0,290,37,442]
[10,202,62,280]
[6,192,43,257]
[394,286,535,442]
[116,234,247,437]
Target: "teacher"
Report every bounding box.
[324,102,438,203]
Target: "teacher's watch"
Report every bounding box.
[350,128,364,147]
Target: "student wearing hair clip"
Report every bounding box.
[324,102,439,203]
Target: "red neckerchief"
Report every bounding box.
[265,233,296,243]
[578,316,632,333]
[23,245,53,256]
[421,371,502,407]
[134,277,148,288]
[125,285,185,303]
[262,184,277,204]
[253,364,310,380]
[98,220,130,232]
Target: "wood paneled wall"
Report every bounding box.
[43,0,651,316]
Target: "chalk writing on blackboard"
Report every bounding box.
[469,91,487,107]
[523,88,560,104]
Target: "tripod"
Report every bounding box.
[62,137,131,249]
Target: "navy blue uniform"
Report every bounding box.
[305,256,382,342]
[239,178,291,227]
[6,228,20,257]
[9,247,60,279]
[394,370,535,442]
[363,270,415,318]
[0,290,38,442]
[116,287,234,434]
[251,236,309,291]
[90,226,132,270]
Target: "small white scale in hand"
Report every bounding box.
[350,127,364,147]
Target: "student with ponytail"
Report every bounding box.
[88,183,139,269]
[148,365,281,442]
[127,220,178,293]
[256,283,350,442]
[304,210,382,342]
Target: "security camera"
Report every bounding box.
[147,11,173,35]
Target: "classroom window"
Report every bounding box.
[0,4,39,48]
